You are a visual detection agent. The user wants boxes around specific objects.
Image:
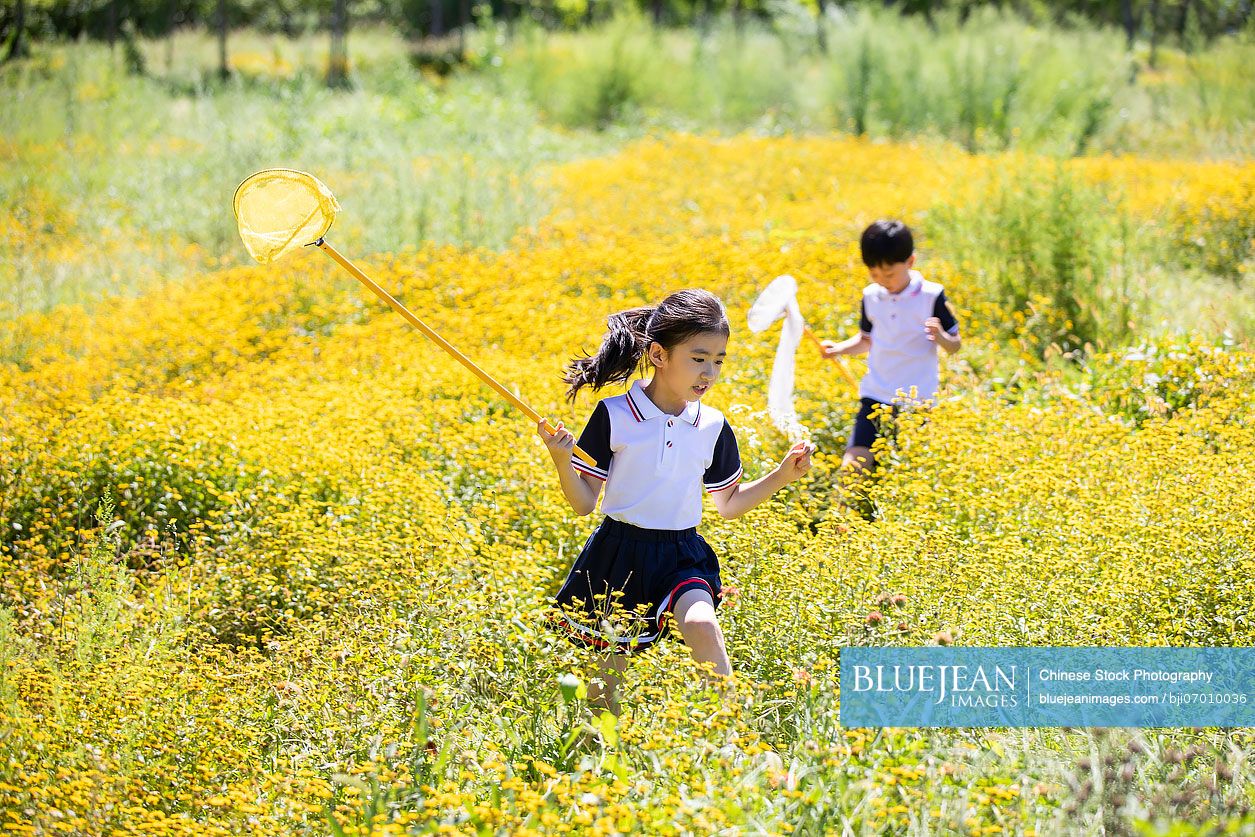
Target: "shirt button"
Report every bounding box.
[667,420,674,427]
[666,441,673,447]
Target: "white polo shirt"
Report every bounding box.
[859,270,960,406]
[570,379,743,531]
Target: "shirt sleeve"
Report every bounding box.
[933,290,959,335]
[571,400,612,481]
[859,299,873,337]
[703,420,743,493]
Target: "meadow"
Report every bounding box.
[2,13,1255,837]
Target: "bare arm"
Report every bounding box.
[925,318,961,355]
[537,420,603,516]
[709,442,815,520]
[821,333,871,357]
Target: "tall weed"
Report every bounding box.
[927,160,1134,357]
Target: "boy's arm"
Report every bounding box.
[822,299,872,357]
[709,442,814,520]
[821,333,871,357]
[925,290,961,354]
[926,322,961,354]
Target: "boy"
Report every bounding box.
[821,220,961,477]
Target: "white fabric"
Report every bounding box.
[587,380,739,530]
[747,274,799,332]
[859,270,952,406]
[767,294,807,442]
[748,274,809,442]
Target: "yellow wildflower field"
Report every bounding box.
[1,134,1253,835]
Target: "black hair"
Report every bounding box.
[563,289,730,402]
[860,219,914,267]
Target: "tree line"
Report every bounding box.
[3,0,1253,73]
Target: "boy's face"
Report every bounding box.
[867,254,915,294]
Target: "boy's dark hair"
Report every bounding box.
[563,289,729,402]
[860,220,914,267]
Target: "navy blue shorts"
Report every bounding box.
[548,517,723,656]
[848,397,899,450]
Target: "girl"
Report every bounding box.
[538,288,815,715]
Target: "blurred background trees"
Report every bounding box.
[4,0,1252,60]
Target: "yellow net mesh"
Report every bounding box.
[233,169,340,264]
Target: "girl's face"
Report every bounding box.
[648,331,728,401]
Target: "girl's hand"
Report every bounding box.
[924,317,943,342]
[538,420,575,464]
[820,339,840,358]
[779,441,816,483]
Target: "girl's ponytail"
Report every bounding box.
[563,306,654,401]
[564,289,730,402]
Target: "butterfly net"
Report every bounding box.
[747,274,808,442]
[233,169,341,264]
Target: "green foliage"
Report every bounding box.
[482,7,1252,157]
[927,160,1134,357]
[65,491,138,665]
[820,5,1132,154]
[2,120,1255,831]
[0,28,613,316]
[13,0,1255,44]
[1080,335,1248,428]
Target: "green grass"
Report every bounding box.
[0,26,615,316]
[2,16,1251,338]
[487,7,1255,157]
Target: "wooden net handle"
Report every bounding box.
[315,240,598,468]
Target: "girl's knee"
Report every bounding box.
[672,589,723,642]
[672,587,716,622]
[679,612,723,644]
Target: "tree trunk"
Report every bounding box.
[457,0,468,59]
[274,0,296,38]
[1177,0,1192,40]
[431,0,444,38]
[1121,0,1135,49]
[165,0,176,75]
[328,0,349,87]
[816,0,827,53]
[651,0,663,26]
[4,0,27,63]
[1149,0,1161,67]
[217,0,229,78]
[108,0,118,49]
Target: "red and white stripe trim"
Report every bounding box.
[551,611,656,653]
[704,466,743,493]
[571,459,608,481]
[624,389,645,422]
[655,577,713,633]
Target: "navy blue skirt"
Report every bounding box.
[548,516,723,655]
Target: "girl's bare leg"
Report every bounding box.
[587,651,630,716]
[672,587,733,692]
